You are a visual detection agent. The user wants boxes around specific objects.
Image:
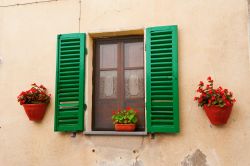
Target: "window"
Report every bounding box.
[54,25,179,134]
[93,36,145,131]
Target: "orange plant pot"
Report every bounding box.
[22,104,48,121]
[115,124,136,131]
[203,105,233,125]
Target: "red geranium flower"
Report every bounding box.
[17,83,51,105]
[126,106,132,111]
[194,77,236,108]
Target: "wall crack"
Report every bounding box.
[0,0,65,8]
[78,0,82,32]
[133,137,145,166]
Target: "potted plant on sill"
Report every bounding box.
[194,76,236,125]
[17,83,51,122]
[112,107,138,131]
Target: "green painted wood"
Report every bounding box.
[55,33,86,132]
[146,25,179,133]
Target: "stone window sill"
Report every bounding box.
[84,131,147,136]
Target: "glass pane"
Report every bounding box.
[100,71,117,99]
[125,69,144,99]
[100,44,117,69]
[125,42,144,68]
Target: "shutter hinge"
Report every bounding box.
[84,104,87,111]
[85,47,88,55]
[71,132,77,138]
[150,133,155,139]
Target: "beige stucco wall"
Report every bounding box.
[1,0,250,165]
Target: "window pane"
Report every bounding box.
[100,71,117,99]
[100,44,117,69]
[125,42,144,68]
[125,69,144,99]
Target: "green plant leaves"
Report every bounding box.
[112,108,138,124]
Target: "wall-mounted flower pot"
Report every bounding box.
[23,104,48,121]
[203,105,233,125]
[115,124,136,131]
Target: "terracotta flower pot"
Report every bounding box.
[22,104,48,121]
[203,104,233,125]
[115,124,136,131]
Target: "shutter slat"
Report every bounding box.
[151,111,173,114]
[151,115,173,118]
[151,34,172,39]
[151,57,172,62]
[60,71,79,76]
[151,39,172,44]
[60,75,79,80]
[60,50,80,54]
[151,52,172,56]
[151,71,172,76]
[151,91,173,95]
[58,111,78,117]
[60,54,80,58]
[59,88,79,93]
[60,58,80,62]
[59,97,79,102]
[60,62,80,67]
[55,33,86,132]
[151,67,172,72]
[59,92,79,97]
[146,25,179,133]
[59,103,79,107]
[151,86,173,90]
[151,62,172,66]
[59,79,79,84]
[60,45,80,49]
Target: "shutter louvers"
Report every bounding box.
[55,33,86,132]
[146,25,179,133]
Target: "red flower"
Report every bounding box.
[30,88,37,93]
[39,84,47,90]
[207,76,213,82]
[198,98,203,103]
[225,101,231,106]
[199,81,204,86]
[194,76,236,108]
[196,88,202,93]
[112,111,116,115]
[126,106,132,111]
[17,83,50,105]
[222,95,226,100]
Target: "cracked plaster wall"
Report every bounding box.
[0,0,250,166]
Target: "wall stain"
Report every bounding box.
[133,160,143,166]
[181,149,208,166]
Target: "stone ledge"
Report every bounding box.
[84,131,147,136]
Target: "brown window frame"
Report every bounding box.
[92,35,145,131]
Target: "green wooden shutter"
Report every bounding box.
[54,33,86,132]
[146,25,179,133]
